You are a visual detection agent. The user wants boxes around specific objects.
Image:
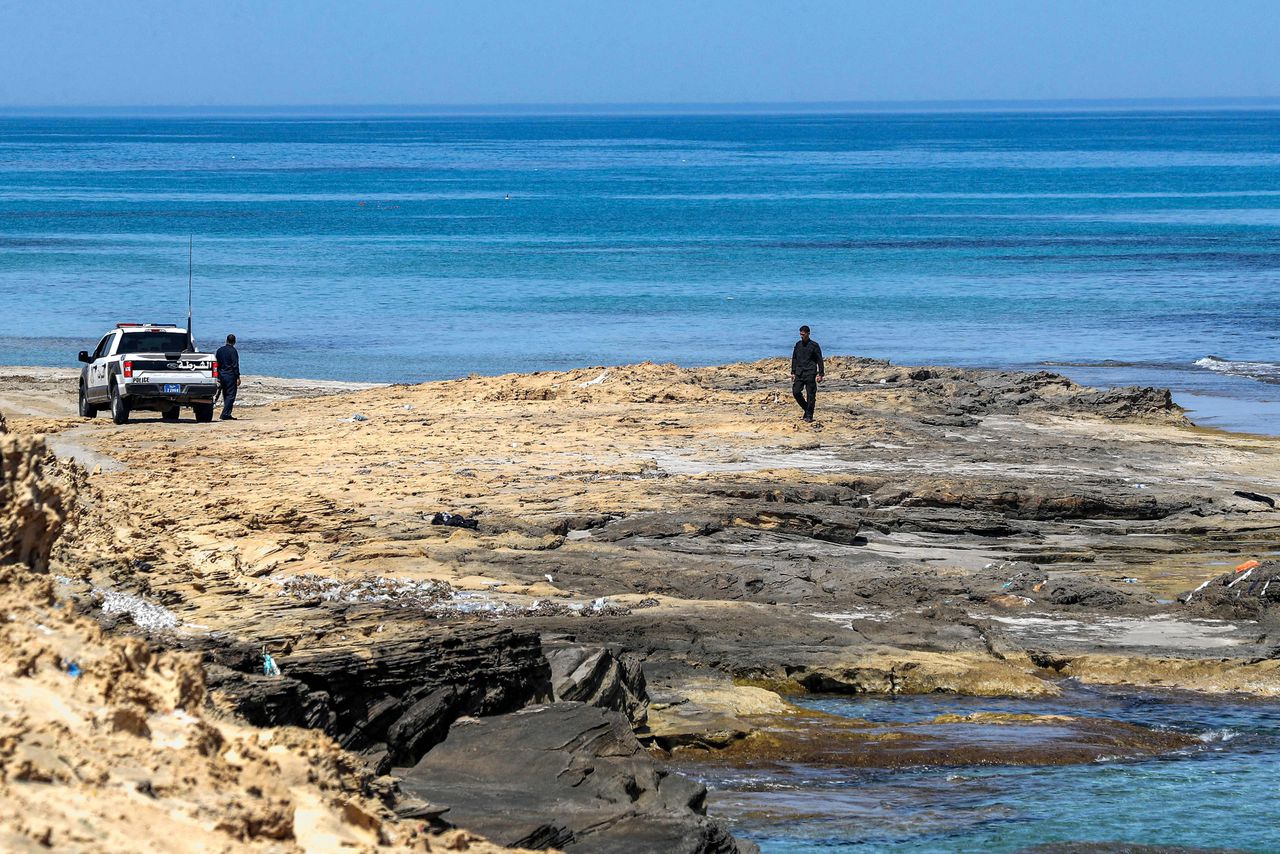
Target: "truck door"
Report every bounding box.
[89,332,115,398]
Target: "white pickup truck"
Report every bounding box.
[77,324,220,424]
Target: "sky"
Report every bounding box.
[0,0,1278,107]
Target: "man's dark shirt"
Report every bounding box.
[215,344,240,381]
[791,339,824,379]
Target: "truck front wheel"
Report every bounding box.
[109,382,130,425]
[192,402,214,423]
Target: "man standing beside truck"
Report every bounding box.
[215,334,241,420]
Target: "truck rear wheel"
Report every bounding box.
[193,402,214,423]
[78,383,97,419]
[162,406,181,421]
[109,382,130,425]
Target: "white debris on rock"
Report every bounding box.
[578,370,609,387]
[95,589,180,632]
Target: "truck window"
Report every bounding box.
[118,331,191,353]
[92,334,113,359]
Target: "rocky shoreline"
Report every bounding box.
[3,357,1280,851]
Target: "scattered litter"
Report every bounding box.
[277,575,454,609]
[1227,568,1255,588]
[1184,577,1216,604]
[544,574,555,583]
[1235,559,1261,573]
[262,652,281,678]
[578,370,610,387]
[96,589,179,632]
[275,573,631,620]
[346,413,368,422]
[64,661,81,679]
[1123,577,1139,584]
[402,404,414,411]
[430,512,479,530]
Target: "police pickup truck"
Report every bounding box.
[77,324,220,424]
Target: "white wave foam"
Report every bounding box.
[1194,356,1280,385]
[1196,728,1240,743]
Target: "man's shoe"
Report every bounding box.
[220,415,236,421]
[803,415,813,422]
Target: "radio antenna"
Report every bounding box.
[187,236,194,349]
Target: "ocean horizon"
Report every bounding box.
[2,108,1279,431]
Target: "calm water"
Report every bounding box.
[684,686,1280,853]
[1,110,1280,430]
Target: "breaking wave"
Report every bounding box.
[1195,356,1280,385]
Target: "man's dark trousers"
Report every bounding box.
[219,377,238,419]
[792,376,817,419]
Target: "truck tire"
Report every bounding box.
[109,382,130,425]
[193,402,214,423]
[78,382,97,419]
[162,406,181,421]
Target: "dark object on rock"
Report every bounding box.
[1233,490,1276,508]
[430,511,478,529]
[399,702,759,854]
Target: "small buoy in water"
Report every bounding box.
[504,194,511,200]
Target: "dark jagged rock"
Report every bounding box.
[1181,560,1280,620]
[545,640,649,725]
[1062,384,1184,421]
[866,478,1186,521]
[400,702,759,854]
[207,625,553,770]
[594,504,861,546]
[1041,575,1154,608]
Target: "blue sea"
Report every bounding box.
[1,109,1279,431]
[683,686,1280,853]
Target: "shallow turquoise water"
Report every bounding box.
[686,686,1280,853]
[1,110,1279,429]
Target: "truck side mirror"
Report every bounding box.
[77,351,91,363]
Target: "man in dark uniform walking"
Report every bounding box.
[215,334,241,421]
[790,325,824,422]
